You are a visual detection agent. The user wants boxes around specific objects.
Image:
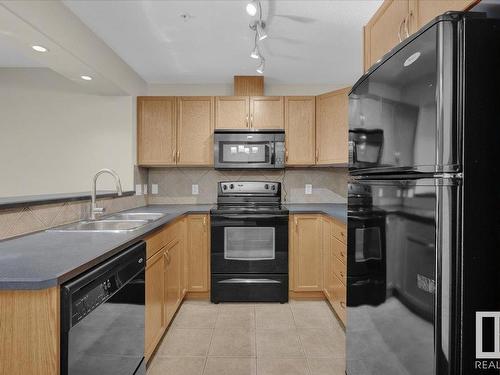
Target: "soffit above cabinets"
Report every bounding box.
[63,0,382,85]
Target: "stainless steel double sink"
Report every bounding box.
[48,212,165,233]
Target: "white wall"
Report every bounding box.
[148,83,347,96]
[0,68,135,197]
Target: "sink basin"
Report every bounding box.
[104,212,164,222]
[48,219,149,233]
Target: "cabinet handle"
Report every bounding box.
[404,12,411,38]
[203,216,207,229]
[250,114,254,128]
[285,150,289,162]
[172,150,176,162]
[177,150,180,163]
[294,217,298,232]
[398,17,405,42]
[340,301,346,309]
[315,149,319,163]
[246,115,249,128]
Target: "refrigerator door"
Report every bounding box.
[348,17,459,175]
[347,177,461,375]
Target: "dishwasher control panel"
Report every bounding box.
[71,275,118,324]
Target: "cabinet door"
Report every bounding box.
[164,239,182,325]
[364,0,410,70]
[332,274,347,325]
[316,88,349,165]
[284,96,316,165]
[322,217,334,302]
[215,96,249,129]
[177,97,214,166]
[291,215,323,291]
[410,0,478,32]
[137,97,176,166]
[250,96,284,129]
[187,215,209,292]
[145,250,165,360]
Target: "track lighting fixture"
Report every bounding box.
[246,1,268,73]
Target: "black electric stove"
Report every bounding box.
[210,181,289,303]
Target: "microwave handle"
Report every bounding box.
[270,142,275,164]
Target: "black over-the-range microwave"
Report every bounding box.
[213,129,285,169]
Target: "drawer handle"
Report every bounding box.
[218,278,281,284]
[340,301,346,309]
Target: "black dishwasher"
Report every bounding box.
[61,241,146,375]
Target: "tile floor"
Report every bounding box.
[147,300,345,375]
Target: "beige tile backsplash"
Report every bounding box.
[0,194,147,241]
[148,167,347,205]
[0,167,346,241]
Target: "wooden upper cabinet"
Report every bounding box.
[291,214,323,292]
[284,96,315,166]
[250,96,284,129]
[409,0,479,32]
[137,97,176,165]
[177,96,214,166]
[187,214,209,292]
[215,96,249,129]
[316,88,349,165]
[364,0,410,70]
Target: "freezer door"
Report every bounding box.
[348,19,459,175]
[347,177,461,375]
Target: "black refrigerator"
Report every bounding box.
[346,12,500,375]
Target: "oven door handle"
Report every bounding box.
[217,278,281,284]
[213,214,288,220]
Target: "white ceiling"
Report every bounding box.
[63,0,381,85]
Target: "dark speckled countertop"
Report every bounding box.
[0,203,346,290]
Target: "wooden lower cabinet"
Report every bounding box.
[322,217,334,302]
[187,214,210,292]
[164,238,182,323]
[145,250,165,360]
[290,214,323,292]
[328,220,347,326]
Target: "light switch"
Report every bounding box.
[192,184,199,195]
[305,184,312,195]
[135,184,142,195]
[151,184,158,195]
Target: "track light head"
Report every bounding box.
[256,21,268,41]
[256,59,265,74]
[246,1,258,16]
[250,45,260,59]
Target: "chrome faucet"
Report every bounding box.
[90,169,123,220]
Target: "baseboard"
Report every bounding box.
[289,290,326,300]
[185,291,210,300]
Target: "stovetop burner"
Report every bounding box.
[212,181,287,215]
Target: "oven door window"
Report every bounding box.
[220,141,270,164]
[224,227,275,260]
[354,226,382,262]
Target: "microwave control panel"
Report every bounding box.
[274,142,285,168]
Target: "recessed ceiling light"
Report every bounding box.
[246,1,257,16]
[32,45,48,53]
[80,75,93,81]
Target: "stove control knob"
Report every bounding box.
[230,184,234,189]
[264,184,269,190]
[222,184,227,190]
[271,185,276,190]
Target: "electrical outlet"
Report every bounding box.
[143,184,148,194]
[151,184,158,195]
[192,184,199,195]
[135,184,142,195]
[305,184,313,195]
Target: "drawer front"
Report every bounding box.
[332,236,347,264]
[146,229,166,258]
[332,221,347,244]
[333,255,346,285]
